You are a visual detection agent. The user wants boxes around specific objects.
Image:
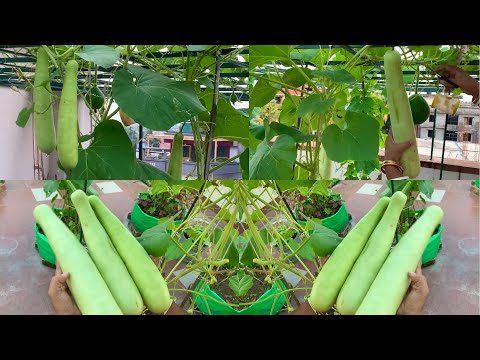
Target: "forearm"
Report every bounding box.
[384,165,404,180]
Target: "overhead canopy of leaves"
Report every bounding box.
[249,45,292,69]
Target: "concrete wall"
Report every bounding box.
[418,95,480,143]
[0,86,93,180]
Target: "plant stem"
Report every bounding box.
[203,52,222,180]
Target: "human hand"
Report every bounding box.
[435,65,479,102]
[397,262,429,315]
[48,262,81,315]
[384,129,415,164]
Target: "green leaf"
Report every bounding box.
[198,91,249,146]
[275,180,315,192]
[283,68,313,87]
[290,48,321,62]
[417,180,434,199]
[43,180,59,197]
[16,106,33,128]
[77,45,120,68]
[250,45,292,68]
[228,271,253,297]
[354,159,380,174]
[296,96,335,117]
[250,124,265,140]
[279,96,300,126]
[225,245,240,268]
[258,228,274,245]
[165,238,192,261]
[287,239,315,261]
[72,120,135,179]
[233,235,248,255]
[150,180,169,194]
[307,224,343,256]
[240,149,249,179]
[249,134,297,180]
[249,132,262,151]
[168,180,204,191]
[250,79,279,108]
[315,69,355,84]
[186,45,210,51]
[134,160,172,180]
[309,181,331,196]
[137,225,172,257]
[348,96,375,114]
[322,111,380,162]
[240,243,255,267]
[270,122,315,143]
[112,64,206,131]
[198,76,214,89]
[334,91,348,109]
[211,227,223,244]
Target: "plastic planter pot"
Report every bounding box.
[296,195,349,234]
[34,208,78,265]
[194,279,287,315]
[130,193,185,233]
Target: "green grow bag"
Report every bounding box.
[296,196,349,234]
[34,208,78,265]
[131,196,185,234]
[194,280,287,315]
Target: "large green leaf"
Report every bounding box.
[149,180,169,194]
[250,79,279,108]
[137,225,172,257]
[250,124,265,140]
[239,149,249,179]
[198,91,249,146]
[77,45,120,68]
[240,243,255,267]
[112,64,206,131]
[348,96,375,114]
[270,122,315,143]
[309,180,331,196]
[288,239,315,261]
[249,134,296,180]
[307,224,343,256]
[322,111,379,162]
[354,159,380,174]
[290,48,321,62]
[296,96,335,117]
[315,69,356,84]
[283,68,313,87]
[279,96,300,126]
[228,271,253,297]
[165,238,192,261]
[71,120,135,179]
[250,45,292,68]
[134,160,172,180]
[225,245,240,268]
